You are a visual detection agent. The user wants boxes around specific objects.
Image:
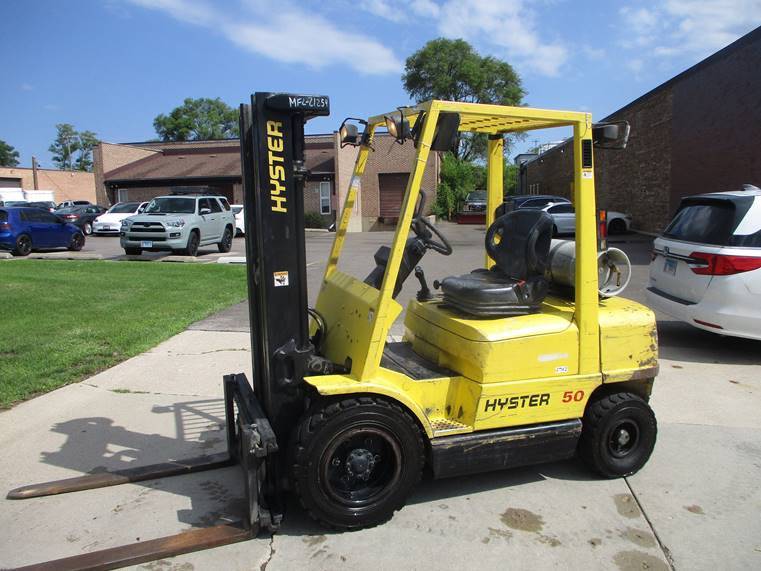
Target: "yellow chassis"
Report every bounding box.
[307,100,658,440]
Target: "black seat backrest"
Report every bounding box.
[485,209,553,279]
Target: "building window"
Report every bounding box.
[319,181,331,215]
[117,189,129,202]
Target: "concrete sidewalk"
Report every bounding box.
[1,322,760,570]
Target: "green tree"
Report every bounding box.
[0,139,20,167]
[402,38,525,161]
[153,97,239,141]
[432,152,485,219]
[49,123,79,170]
[75,130,99,172]
[504,161,518,195]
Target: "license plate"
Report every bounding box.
[141,240,153,248]
[663,258,677,275]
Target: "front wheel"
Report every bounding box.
[182,231,199,256]
[289,397,424,530]
[82,222,93,235]
[68,232,85,251]
[218,226,233,253]
[579,392,657,478]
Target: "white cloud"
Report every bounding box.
[20,83,34,91]
[620,0,761,61]
[437,0,568,76]
[355,0,568,76]
[127,0,401,74]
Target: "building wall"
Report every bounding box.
[333,133,362,232]
[669,34,761,209]
[93,143,159,206]
[523,29,761,234]
[0,167,96,204]
[360,134,439,231]
[304,177,335,225]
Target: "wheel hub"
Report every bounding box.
[345,448,377,481]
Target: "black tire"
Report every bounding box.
[13,234,32,256]
[183,231,200,256]
[68,232,85,251]
[218,226,233,253]
[82,222,93,235]
[124,247,142,255]
[289,396,424,530]
[579,392,657,478]
[608,218,627,235]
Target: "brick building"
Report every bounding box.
[0,166,96,204]
[524,26,761,233]
[93,132,438,231]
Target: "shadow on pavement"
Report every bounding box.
[657,319,761,365]
[31,399,247,530]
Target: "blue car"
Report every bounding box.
[0,207,85,256]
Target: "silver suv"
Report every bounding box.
[120,194,235,256]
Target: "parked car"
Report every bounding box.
[2,200,29,207]
[503,194,571,212]
[232,204,245,236]
[93,202,148,235]
[534,202,632,236]
[462,190,487,213]
[0,207,85,256]
[54,204,107,235]
[57,200,92,209]
[120,194,235,256]
[27,201,57,213]
[646,185,761,340]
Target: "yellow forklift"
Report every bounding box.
[8,94,658,569]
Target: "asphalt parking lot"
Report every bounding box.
[1,222,760,570]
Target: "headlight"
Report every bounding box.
[165,219,186,228]
[121,219,133,228]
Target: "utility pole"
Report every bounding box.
[32,156,39,190]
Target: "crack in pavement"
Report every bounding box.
[259,533,276,571]
[625,476,676,570]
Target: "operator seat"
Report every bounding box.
[438,209,553,316]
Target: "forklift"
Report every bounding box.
[8,93,658,569]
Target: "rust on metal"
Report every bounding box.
[12,523,253,571]
[6,453,232,500]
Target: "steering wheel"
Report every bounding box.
[412,215,453,256]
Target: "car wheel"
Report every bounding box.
[290,396,424,530]
[68,232,85,251]
[124,247,142,255]
[579,392,657,478]
[12,234,33,256]
[218,226,233,253]
[183,231,200,256]
[608,218,627,235]
[82,222,93,235]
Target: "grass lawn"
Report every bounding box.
[0,260,247,408]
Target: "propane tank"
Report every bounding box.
[546,239,632,297]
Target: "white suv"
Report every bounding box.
[120,194,235,256]
[647,185,761,339]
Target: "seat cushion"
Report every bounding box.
[439,269,548,317]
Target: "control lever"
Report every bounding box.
[414,266,433,301]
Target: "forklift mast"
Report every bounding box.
[238,92,330,444]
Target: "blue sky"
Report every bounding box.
[2,0,760,168]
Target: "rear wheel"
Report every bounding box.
[289,396,424,529]
[608,218,627,235]
[124,247,142,255]
[68,232,85,251]
[82,222,93,235]
[579,392,657,478]
[13,234,32,256]
[218,226,233,253]
[182,231,200,256]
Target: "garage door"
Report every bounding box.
[378,173,409,219]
